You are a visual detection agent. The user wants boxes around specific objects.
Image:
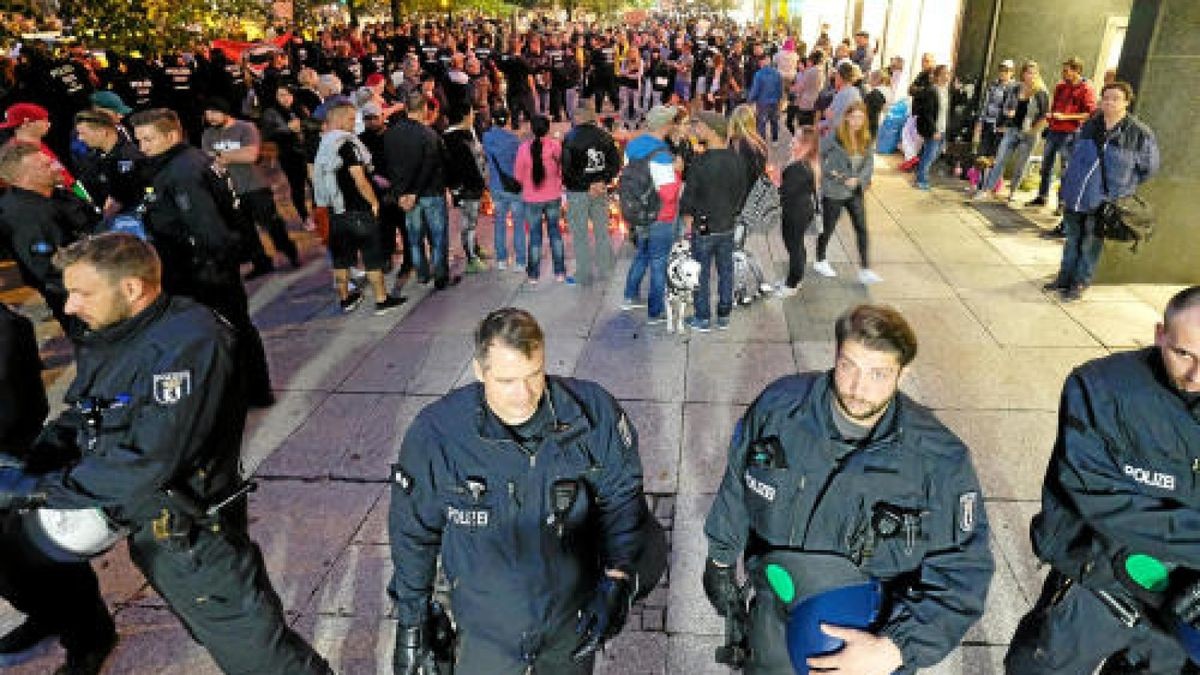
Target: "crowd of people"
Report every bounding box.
[0,11,1187,675]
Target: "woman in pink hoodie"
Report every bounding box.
[513,115,570,283]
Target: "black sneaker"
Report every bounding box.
[0,620,57,666]
[374,295,407,315]
[1040,226,1066,239]
[54,632,117,675]
[433,275,462,291]
[340,291,363,313]
[1042,280,1066,292]
[1025,196,1048,208]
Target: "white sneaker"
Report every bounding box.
[859,268,883,285]
[812,260,837,278]
[497,261,508,271]
[971,190,990,201]
[774,283,800,298]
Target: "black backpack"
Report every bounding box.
[617,153,663,232]
[200,161,253,257]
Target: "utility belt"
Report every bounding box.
[146,480,257,553]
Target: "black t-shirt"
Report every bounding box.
[500,54,532,93]
[336,141,373,213]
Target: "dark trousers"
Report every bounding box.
[507,90,538,129]
[0,511,115,654]
[279,154,309,221]
[785,105,812,135]
[180,266,273,402]
[1006,571,1187,674]
[241,188,299,265]
[691,231,735,322]
[593,79,619,114]
[549,85,569,121]
[128,508,332,674]
[380,200,409,269]
[1037,130,1076,203]
[454,619,595,675]
[816,191,869,267]
[780,208,814,288]
[979,120,1002,157]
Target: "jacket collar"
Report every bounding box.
[78,293,170,347]
[474,377,594,445]
[790,372,905,463]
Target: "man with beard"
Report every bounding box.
[702,304,993,673]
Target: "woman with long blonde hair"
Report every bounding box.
[814,101,880,284]
[975,60,1050,201]
[776,126,821,296]
[728,104,768,178]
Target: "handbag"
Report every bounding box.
[1095,138,1155,252]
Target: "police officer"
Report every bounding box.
[1006,285,1200,673]
[129,108,275,407]
[0,233,333,674]
[73,109,147,222]
[703,304,994,674]
[389,308,666,674]
[0,140,97,337]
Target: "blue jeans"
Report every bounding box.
[623,221,675,319]
[1037,130,1076,202]
[755,102,780,141]
[691,232,735,322]
[492,190,526,266]
[916,136,943,185]
[525,198,565,279]
[980,128,1037,194]
[405,195,449,282]
[1055,210,1102,288]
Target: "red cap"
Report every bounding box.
[365,73,387,87]
[0,103,49,129]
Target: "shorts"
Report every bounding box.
[329,210,386,271]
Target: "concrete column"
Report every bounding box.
[1096,0,1200,283]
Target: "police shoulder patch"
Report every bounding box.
[391,463,413,494]
[152,370,192,405]
[958,491,978,534]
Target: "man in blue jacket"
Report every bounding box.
[703,304,993,673]
[481,108,526,271]
[1007,285,1200,672]
[746,53,783,142]
[1045,81,1159,302]
[389,308,665,674]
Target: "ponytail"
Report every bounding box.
[530,115,550,187]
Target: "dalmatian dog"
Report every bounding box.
[665,239,701,333]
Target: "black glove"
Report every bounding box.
[0,466,44,511]
[571,574,635,662]
[703,558,741,617]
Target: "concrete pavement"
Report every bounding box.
[0,150,1187,674]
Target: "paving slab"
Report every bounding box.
[594,630,669,674]
[679,403,746,495]
[937,409,1058,501]
[666,633,735,675]
[959,292,1100,348]
[262,327,379,392]
[621,400,684,493]
[685,341,796,404]
[1061,300,1161,349]
[574,331,689,403]
[294,614,396,675]
[666,492,723,637]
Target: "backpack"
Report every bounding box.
[617,153,663,233]
[735,174,781,239]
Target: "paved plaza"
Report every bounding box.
[1,152,1187,674]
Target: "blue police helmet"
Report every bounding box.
[758,551,882,675]
[1175,620,1200,665]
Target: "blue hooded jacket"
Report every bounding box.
[1060,114,1159,214]
[481,126,522,195]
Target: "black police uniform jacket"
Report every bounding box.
[142,143,242,294]
[1032,348,1200,596]
[31,295,245,525]
[0,186,96,300]
[388,377,648,651]
[705,372,994,670]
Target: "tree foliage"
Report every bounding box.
[60,0,271,50]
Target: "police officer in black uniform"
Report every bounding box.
[1006,285,1200,673]
[0,233,332,674]
[73,110,147,221]
[703,304,994,674]
[129,108,275,407]
[0,141,97,337]
[389,308,666,674]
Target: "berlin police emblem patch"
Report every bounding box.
[152,371,192,405]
